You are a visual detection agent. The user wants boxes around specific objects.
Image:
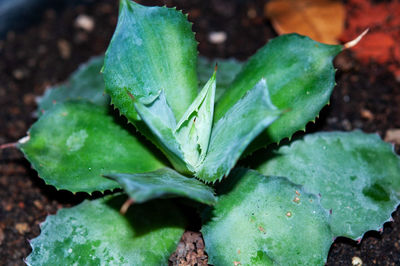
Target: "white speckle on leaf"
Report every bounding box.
[68,248,72,253]
[66,130,88,152]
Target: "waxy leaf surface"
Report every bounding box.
[134,90,187,173]
[103,0,198,122]
[256,131,400,239]
[197,56,243,102]
[202,169,332,265]
[215,34,342,151]
[37,56,108,115]
[106,167,216,205]
[20,101,165,193]
[196,79,280,182]
[27,195,185,265]
[175,73,216,169]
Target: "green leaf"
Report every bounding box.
[19,101,165,193]
[105,167,216,205]
[197,56,243,102]
[27,195,185,265]
[196,79,281,182]
[103,0,198,123]
[256,131,400,239]
[175,72,216,169]
[37,56,108,115]
[215,34,342,152]
[202,169,333,266]
[134,90,188,173]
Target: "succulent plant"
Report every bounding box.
[14,0,400,265]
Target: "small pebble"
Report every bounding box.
[208,31,227,44]
[74,14,95,32]
[15,223,29,234]
[360,108,374,120]
[57,39,71,59]
[12,69,25,80]
[352,256,363,266]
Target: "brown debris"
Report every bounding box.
[169,231,208,266]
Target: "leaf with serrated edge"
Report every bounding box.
[197,56,243,102]
[37,56,108,115]
[256,131,400,239]
[103,0,198,123]
[134,91,188,173]
[215,34,342,153]
[19,101,165,193]
[175,72,216,169]
[105,167,216,205]
[196,79,281,183]
[202,169,333,265]
[26,195,185,265]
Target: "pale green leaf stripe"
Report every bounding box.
[256,131,400,239]
[37,56,109,115]
[19,101,165,193]
[175,72,216,169]
[196,79,281,182]
[202,169,332,266]
[26,195,185,265]
[197,56,243,102]
[103,0,198,122]
[215,34,342,152]
[106,167,216,205]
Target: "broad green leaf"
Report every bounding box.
[256,131,400,239]
[196,79,281,183]
[197,56,243,102]
[103,0,198,123]
[215,34,342,152]
[27,195,185,265]
[175,72,216,169]
[37,56,108,115]
[19,101,165,193]
[105,167,216,205]
[202,169,333,266]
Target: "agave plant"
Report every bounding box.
[14,0,400,265]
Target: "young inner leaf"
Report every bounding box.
[175,72,216,170]
[134,90,188,173]
[196,79,282,183]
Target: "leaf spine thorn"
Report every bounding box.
[344,28,369,49]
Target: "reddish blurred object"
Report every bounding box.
[340,0,400,79]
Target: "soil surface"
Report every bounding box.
[1,0,399,265]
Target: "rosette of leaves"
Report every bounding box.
[17,0,400,265]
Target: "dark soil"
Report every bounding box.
[1,0,399,265]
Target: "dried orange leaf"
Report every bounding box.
[265,0,345,45]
